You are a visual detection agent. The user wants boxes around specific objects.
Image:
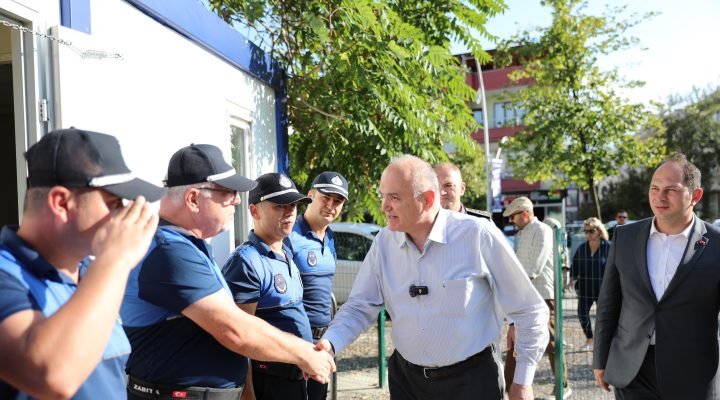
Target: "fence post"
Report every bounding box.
[377,309,386,388]
[554,226,565,400]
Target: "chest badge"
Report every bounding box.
[307,251,318,267]
[274,274,288,294]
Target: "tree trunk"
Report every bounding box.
[589,177,602,220]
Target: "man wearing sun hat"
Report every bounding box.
[288,171,348,400]
[0,128,165,399]
[223,172,315,400]
[503,196,570,398]
[122,148,334,399]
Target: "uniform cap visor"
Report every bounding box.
[214,174,258,192]
[103,178,167,202]
[263,191,312,205]
[316,187,348,200]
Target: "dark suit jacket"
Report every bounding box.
[593,217,720,400]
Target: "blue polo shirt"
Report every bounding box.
[288,215,337,328]
[223,231,312,342]
[120,223,247,388]
[0,226,129,399]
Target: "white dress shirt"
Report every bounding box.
[647,216,694,344]
[324,209,549,386]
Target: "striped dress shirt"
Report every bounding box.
[324,209,549,386]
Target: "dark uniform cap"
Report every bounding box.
[165,144,257,192]
[311,171,348,200]
[249,173,312,205]
[25,127,166,202]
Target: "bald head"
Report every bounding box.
[434,162,465,212]
[386,155,439,198]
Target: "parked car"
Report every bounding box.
[330,222,382,303]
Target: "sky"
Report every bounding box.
[451,0,720,107]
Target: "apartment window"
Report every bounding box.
[473,109,484,125]
[494,102,525,127]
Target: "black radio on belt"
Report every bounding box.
[409,284,429,298]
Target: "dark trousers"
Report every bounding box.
[306,379,327,400]
[578,294,598,339]
[614,346,661,400]
[388,350,503,400]
[253,371,307,400]
[504,299,569,391]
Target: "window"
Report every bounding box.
[473,109,484,125]
[231,120,252,246]
[494,102,525,127]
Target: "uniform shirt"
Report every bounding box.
[571,240,611,298]
[323,209,549,386]
[515,217,554,299]
[0,226,129,399]
[121,223,247,388]
[223,231,312,342]
[289,214,336,328]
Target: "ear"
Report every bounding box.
[185,188,202,213]
[460,181,466,196]
[47,186,73,222]
[691,187,704,206]
[249,203,261,220]
[422,190,436,211]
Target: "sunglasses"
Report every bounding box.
[584,229,596,234]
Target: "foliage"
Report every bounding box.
[208,0,505,222]
[599,166,653,221]
[661,87,720,219]
[495,0,663,219]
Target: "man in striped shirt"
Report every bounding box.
[318,155,548,400]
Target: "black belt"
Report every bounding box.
[127,375,243,400]
[252,360,305,380]
[400,346,492,379]
[311,326,328,340]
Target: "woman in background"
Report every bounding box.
[570,217,611,351]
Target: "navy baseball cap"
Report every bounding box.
[165,144,257,192]
[249,173,311,205]
[311,171,348,200]
[25,128,166,202]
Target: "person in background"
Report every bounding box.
[608,210,629,241]
[570,217,610,352]
[0,128,165,399]
[318,155,549,400]
[434,162,491,219]
[223,172,315,400]
[289,171,349,400]
[504,197,571,398]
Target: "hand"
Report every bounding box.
[509,383,533,400]
[91,196,159,269]
[316,339,336,357]
[299,343,336,384]
[594,368,610,392]
[506,324,516,350]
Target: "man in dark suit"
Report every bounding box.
[593,153,720,400]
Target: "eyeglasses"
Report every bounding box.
[617,215,627,219]
[199,187,240,204]
[584,229,596,234]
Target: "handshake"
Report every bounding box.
[302,339,337,384]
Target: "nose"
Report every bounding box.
[230,192,241,206]
[382,197,391,211]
